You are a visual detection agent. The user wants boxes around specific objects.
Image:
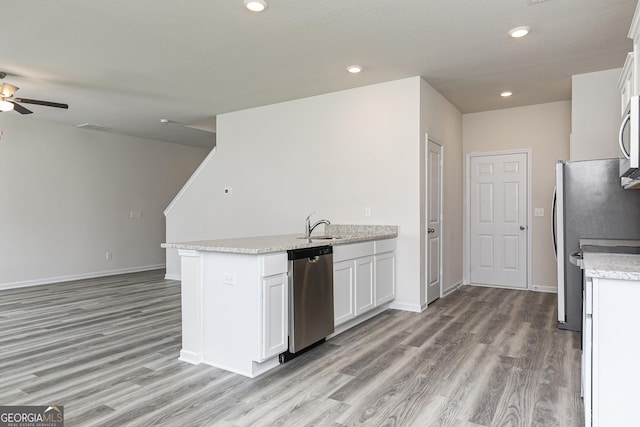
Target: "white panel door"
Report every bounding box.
[426,140,442,304]
[470,153,527,288]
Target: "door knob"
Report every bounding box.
[520,225,526,230]
[428,228,435,233]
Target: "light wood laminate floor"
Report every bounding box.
[0,270,583,426]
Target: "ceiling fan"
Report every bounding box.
[0,72,68,114]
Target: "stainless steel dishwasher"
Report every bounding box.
[286,245,334,356]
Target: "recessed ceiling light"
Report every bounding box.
[243,0,268,12]
[508,26,530,38]
[346,65,363,74]
[500,91,513,97]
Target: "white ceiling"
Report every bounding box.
[0,0,636,148]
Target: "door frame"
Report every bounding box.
[424,135,443,304]
[465,149,532,289]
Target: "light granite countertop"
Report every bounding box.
[584,252,640,281]
[162,224,398,255]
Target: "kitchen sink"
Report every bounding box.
[297,235,346,241]
[313,235,346,240]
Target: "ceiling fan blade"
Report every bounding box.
[9,101,33,115]
[13,98,69,109]
[0,83,18,98]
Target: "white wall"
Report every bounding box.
[463,101,571,291]
[571,68,622,161]
[166,76,463,311]
[0,114,208,289]
[420,80,464,298]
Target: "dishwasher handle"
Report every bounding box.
[288,245,332,260]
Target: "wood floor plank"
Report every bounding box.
[468,355,516,425]
[0,272,584,426]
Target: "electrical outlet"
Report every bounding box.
[535,208,544,217]
[106,251,112,260]
[364,207,372,217]
[224,187,232,195]
[130,210,142,218]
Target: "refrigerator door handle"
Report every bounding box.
[552,186,557,259]
[556,161,566,325]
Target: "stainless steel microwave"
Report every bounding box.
[619,95,640,180]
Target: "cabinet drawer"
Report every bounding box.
[333,241,375,262]
[375,238,396,254]
[261,253,288,277]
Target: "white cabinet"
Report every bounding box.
[618,3,640,118]
[176,237,396,377]
[618,53,635,116]
[582,276,593,427]
[583,275,640,426]
[261,273,288,360]
[333,239,395,327]
[178,250,288,378]
[355,256,375,315]
[630,2,640,98]
[259,253,288,361]
[375,239,396,305]
[333,260,355,325]
[621,2,640,110]
[333,242,374,326]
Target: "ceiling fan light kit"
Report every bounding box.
[0,100,15,112]
[0,75,69,116]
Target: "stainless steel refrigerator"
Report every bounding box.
[554,158,640,331]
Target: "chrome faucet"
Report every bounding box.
[305,212,330,238]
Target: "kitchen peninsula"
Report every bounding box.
[162,225,398,378]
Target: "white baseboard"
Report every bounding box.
[469,282,527,290]
[532,284,557,293]
[442,281,463,297]
[164,273,181,281]
[388,301,426,313]
[0,264,166,291]
[179,349,203,365]
[467,282,557,294]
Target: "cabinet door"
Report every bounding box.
[261,274,288,360]
[582,278,592,427]
[333,260,354,326]
[355,256,375,316]
[375,252,395,305]
[591,277,640,425]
